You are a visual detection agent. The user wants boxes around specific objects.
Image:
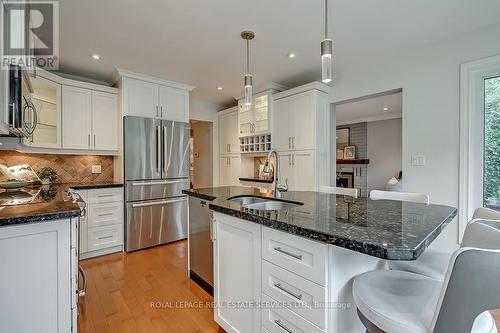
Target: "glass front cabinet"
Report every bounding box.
[237,90,274,138]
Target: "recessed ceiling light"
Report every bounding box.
[287,53,296,59]
[92,54,100,60]
[383,107,389,111]
[217,86,223,90]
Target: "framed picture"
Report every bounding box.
[336,149,344,159]
[344,146,356,160]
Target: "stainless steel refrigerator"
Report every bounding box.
[124,116,190,252]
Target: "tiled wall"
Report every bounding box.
[337,122,367,159]
[0,151,114,184]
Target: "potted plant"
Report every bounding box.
[38,167,58,185]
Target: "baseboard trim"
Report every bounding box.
[80,245,123,260]
[189,270,213,296]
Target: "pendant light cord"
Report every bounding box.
[324,0,328,39]
[246,39,250,74]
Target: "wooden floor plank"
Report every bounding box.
[78,241,223,333]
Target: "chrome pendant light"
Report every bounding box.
[321,0,333,83]
[241,31,255,105]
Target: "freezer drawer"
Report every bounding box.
[125,179,189,202]
[125,196,187,252]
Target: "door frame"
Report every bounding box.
[459,54,500,241]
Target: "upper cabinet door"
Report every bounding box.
[123,78,159,118]
[273,98,292,151]
[159,85,189,122]
[92,91,118,151]
[253,94,270,134]
[292,91,315,150]
[219,110,239,154]
[26,76,62,148]
[62,86,92,149]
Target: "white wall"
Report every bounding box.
[367,118,402,193]
[189,100,222,186]
[332,23,500,247]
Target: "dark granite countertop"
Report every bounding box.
[239,177,274,184]
[183,187,457,260]
[67,182,124,190]
[0,185,81,227]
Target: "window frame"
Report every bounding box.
[459,54,500,241]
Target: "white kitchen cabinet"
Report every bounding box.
[0,218,76,333]
[159,85,189,122]
[238,89,282,138]
[293,150,316,191]
[277,151,293,187]
[213,212,261,333]
[119,72,192,122]
[123,77,159,118]
[92,91,118,150]
[274,98,292,151]
[62,86,118,151]
[62,85,92,149]
[219,156,241,186]
[219,108,239,155]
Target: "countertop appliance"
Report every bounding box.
[188,196,214,294]
[8,65,37,137]
[124,116,190,252]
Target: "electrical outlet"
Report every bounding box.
[91,165,102,174]
[411,155,426,166]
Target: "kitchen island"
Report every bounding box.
[183,186,457,333]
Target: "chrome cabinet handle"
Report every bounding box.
[93,134,96,148]
[274,247,302,260]
[98,235,114,240]
[292,154,295,166]
[98,194,114,198]
[160,106,163,118]
[131,180,187,186]
[132,197,187,208]
[273,283,302,300]
[288,155,291,166]
[292,136,295,149]
[98,213,114,217]
[88,134,90,148]
[274,319,295,333]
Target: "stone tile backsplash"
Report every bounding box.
[0,151,114,183]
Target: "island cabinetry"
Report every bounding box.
[213,212,261,333]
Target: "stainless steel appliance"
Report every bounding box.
[188,196,214,294]
[8,65,37,137]
[124,116,190,252]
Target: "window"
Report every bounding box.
[484,76,500,211]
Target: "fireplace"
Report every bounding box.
[337,172,354,188]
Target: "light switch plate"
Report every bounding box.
[411,155,426,166]
[91,165,102,174]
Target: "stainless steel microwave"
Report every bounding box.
[8,65,37,137]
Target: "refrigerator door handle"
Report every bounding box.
[163,125,168,174]
[131,180,188,186]
[132,197,187,208]
[156,125,161,172]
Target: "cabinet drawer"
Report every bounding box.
[262,227,328,286]
[79,217,88,253]
[262,261,327,329]
[87,224,123,251]
[262,294,324,333]
[87,188,123,204]
[88,203,123,228]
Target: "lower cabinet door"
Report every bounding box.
[87,224,123,252]
[213,212,261,333]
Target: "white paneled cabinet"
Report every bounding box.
[118,71,193,122]
[276,150,315,191]
[219,156,241,186]
[219,108,239,154]
[63,86,118,151]
[213,213,261,333]
[62,86,92,149]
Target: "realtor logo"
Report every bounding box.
[1,0,59,69]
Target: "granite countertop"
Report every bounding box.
[239,177,274,184]
[182,187,457,260]
[0,184,81,227]
[66,182,124,190]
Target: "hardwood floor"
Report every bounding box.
[77,240,224,333]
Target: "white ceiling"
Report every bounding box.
[58,0,500,106]
[336,92,402,125]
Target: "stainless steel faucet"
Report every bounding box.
[263,149,288,197]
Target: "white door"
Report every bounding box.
[292,91,316,150]
[159,85,189,122]
[277,151,293,190]
[293,151,316,191]
[62,86,91,149]
[219,157,231,186]
[229,156,241,186]
[273,98,292,151]
[123,78,159,118]
[213,212,261,333]
[92,91,118,151]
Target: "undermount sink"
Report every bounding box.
[228,196,303,211]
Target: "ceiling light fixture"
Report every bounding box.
[217,86,223,90]
[288,53,296,59]
[321,0,333,83]
[92,54,100,60]
[241,30,255,106]
[383,107,389,111]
